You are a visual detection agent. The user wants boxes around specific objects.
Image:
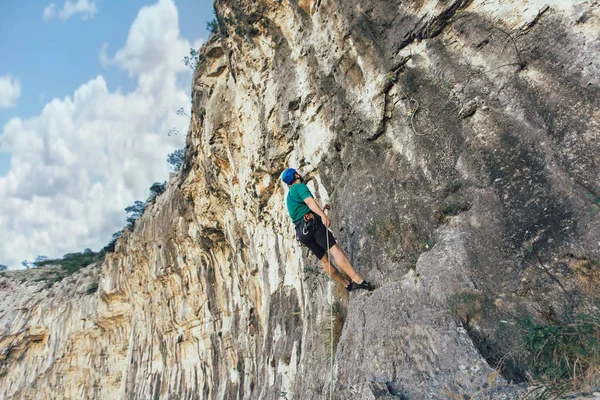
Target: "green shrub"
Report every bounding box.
[38,250,105,276]
[167,148,184,172]
[586,189,600,214]
[433,200,471,223]
[407,254,418,272]
[442,201,472,216]
[206,4,265,39]
[86,282,99,295]
[207,19,219,33]
[60,252,103,274]
[519,311,600,396]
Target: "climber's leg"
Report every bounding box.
[319,253,349,287]
[328,244,364,284]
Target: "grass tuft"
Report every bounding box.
[519,311,600,397]
[449,289,483,326]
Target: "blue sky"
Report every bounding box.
[0,0,214,268]
[0,0,214,175]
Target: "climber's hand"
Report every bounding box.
[322,215,331,228]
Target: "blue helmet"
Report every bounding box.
[281,168,297,184]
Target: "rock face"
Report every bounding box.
[1,0,599,399]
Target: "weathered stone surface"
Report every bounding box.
[1,0,599,399]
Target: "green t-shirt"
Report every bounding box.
[286,183,313,222]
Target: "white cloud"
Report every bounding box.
[110,0,190,77]
[0,0,203,269]
[0,75,22,109]
[98,42,111,68]
[43,0,97,21]
[60,0,97,20]
[43,3,57,21]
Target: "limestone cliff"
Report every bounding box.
[1,0,599,399]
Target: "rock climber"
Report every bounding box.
[281,168,374,292]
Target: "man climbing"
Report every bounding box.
[281,168,374,292]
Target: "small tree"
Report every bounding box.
[182,48,200,71]
[33,255,54,268]
[207,18,219,33]
[125,200,146,228]
[21,260,33,269]
[147,182,167,203]
[176,107,190,118]
[167,148,185,172]
[0,264,7,271]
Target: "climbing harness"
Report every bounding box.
[290,193,319,238]
[301,213,316,235]
[293,213,317,239]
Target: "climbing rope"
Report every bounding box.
[325,207,334,400]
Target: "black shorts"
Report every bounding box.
[295,219,337,260]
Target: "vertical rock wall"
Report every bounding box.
[1,0,599,399]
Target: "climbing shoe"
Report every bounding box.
[356,280,375,291]
[346,280,375,292]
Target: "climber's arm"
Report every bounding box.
[304,197,331,227]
